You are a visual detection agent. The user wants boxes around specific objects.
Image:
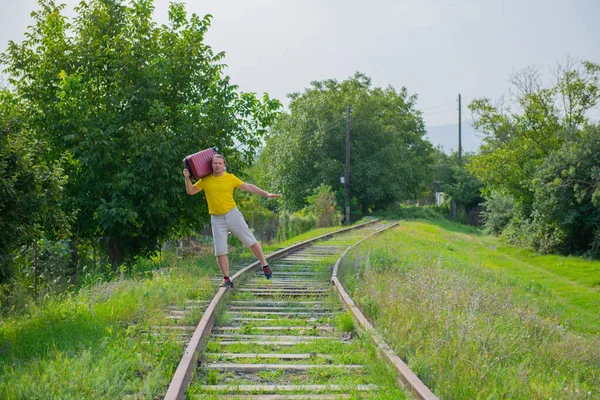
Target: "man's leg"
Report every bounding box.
[249,241,267,266]
[212,214,231,286]
[216,254,229,277]
[250,241,272,279]
[228,207,272,279]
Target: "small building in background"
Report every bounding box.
[435,192,445,206]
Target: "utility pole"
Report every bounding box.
[345,105,351,225]
[458,93,462,164]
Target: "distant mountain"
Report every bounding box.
[425,121,483,154]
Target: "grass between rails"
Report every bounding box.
[189,225,409,399]
[339,219,600,399]
[191,294,407,399]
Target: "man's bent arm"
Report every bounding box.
[183,169,200,195]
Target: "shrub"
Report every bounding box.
[306,185,342,228]
[277,211,316,241]
[481,191,515,235]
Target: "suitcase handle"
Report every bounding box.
[183,158,195,180]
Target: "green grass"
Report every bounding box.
[334,311,356,333]
[190,225,408,399]
[339,219,600,399]
[0,222,383,399]
[395,220,600,333]
[0,251,216,399]
[195,335,407,399]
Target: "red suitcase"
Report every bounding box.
[183,147,218,179]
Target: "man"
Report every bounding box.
[183,154,280,287]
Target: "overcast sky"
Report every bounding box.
[1,0,599,128]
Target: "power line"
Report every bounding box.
[420,101,455,111]
[424,108,456,116]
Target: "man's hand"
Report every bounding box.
[266,193,281,199]
[183,169,199,195]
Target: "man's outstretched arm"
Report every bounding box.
[239,183,280,199]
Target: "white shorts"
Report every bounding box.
[211,207,257,256]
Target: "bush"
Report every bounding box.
[306,185,342,228]
[278,211,316,241]
[528,126,600,256]
[481,191,515,235]
[276,185,342,241]
[501,125,600,256]
[12,239,72,291]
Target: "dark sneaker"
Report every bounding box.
[262,265,272,279]
[220,278,233,287]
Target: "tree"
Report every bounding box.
[0,89,68,283]
[527,124,600,255]
[430,146,454,194]
[469,60,600,205]
[1,0,280,267]
[256,72,433,216]
[469,60,600,254]
[430,150,484,224]
[444,162,484,211]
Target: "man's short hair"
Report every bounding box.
[212,154,227,164]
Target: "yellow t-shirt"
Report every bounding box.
[193,173,243,215]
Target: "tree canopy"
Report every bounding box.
[255,72,433,217]
[469,60,600,255]
[1,0,281,267]
[0,89,68,281]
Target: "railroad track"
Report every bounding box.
[164,220,437,400]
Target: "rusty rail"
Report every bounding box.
[331,221,438,400]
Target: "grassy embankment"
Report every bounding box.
[339,219,600,399]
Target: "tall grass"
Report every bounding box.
[0,251,216,399]
[339,220,600,399]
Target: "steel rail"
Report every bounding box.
[164,219,380,400]
[331,221,439,400]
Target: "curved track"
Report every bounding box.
[165,220,437,400]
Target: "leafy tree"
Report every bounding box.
[430,151,484,224]
[256,72,433,216]
[469,60,600,205]
[430,146,454,194]
[0,89,68,283]
[1,0,280,267]
[444,162,484,211]
[469,60,600,254]
[527,124,600,255]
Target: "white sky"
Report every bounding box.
[1,0,599,127]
